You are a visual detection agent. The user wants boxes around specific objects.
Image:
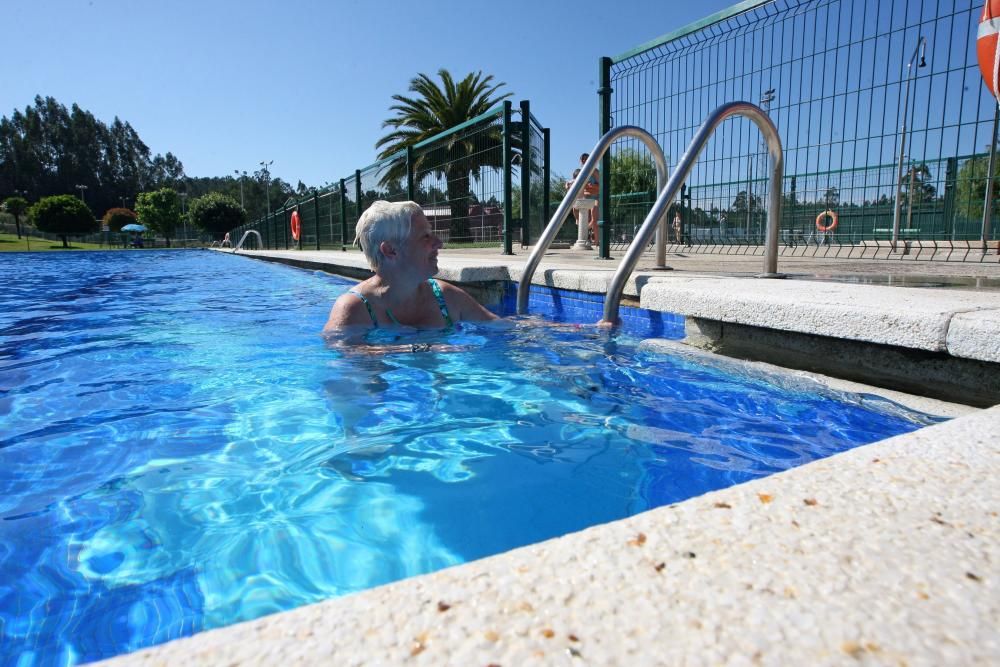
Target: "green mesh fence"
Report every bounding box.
[234,102,549,252]
[413,110,505,246]
[604,0,1000,261]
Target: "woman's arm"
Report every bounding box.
[438,280,498,322]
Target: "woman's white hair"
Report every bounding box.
[354,200,423,270]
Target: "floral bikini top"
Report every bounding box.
[348,278,454,328]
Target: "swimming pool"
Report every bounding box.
[0,251,941,665]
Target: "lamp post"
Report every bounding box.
[75,184,88,204]
[746,89,776,241]
[260,160,273,217]
[892,37,927,252]
[234,169,246,209]
[180,192,188,248]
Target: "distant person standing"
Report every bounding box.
[671,211,682,243]
[575,153,600,243]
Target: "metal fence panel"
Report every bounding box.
[607,0,999,261]
[235,103,548,252]
[413,110,506,247]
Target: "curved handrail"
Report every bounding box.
[601,101,784,324]
[234,230,263,252]
[516,126,668,315]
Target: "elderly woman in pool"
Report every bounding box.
[323,200,497,333]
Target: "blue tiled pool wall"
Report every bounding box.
[493,282,685,339]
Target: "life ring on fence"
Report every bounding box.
[815,210,838,233]
[290,210,301,241]
[977,0,1000,98]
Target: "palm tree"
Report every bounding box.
[376,69,512,242]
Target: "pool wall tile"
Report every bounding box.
[493,283,684,339]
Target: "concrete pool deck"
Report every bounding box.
[101,247,1000,665]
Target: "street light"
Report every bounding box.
[234,169,246,209]
[260,160,273,216]
[75,184,88,204]
[892,36,928,252]
[747,89,776,239]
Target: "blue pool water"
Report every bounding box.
[0,251,941,665]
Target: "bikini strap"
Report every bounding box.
[347,288,379,327]
[427,279,454,327]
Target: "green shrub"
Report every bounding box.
[190,192,246,238]
[29,195,97,247]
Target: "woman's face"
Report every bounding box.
[400,212,443,278]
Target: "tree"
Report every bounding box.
[136,188,181,247]
[900,162,936,206]
[954,156,996,221]
[28,194,96,247]
[2,195,28,238]
[375,69,512,242]
[0,96,185,214]
[189,192,246,239]
[609,148,658,196]
[822,186,840,209]
[102,207,137,232]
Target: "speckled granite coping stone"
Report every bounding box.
[101,397,998,666]
[947,309,1000,363]
[638,276,1000,359]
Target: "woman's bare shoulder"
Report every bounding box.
[323,291,373,332]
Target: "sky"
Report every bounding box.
[1,0,740,188]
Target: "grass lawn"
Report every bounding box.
[0,232,120,252]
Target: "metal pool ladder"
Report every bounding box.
[234,230,263,252]
[517,126,669,316]
[516,101,785,325]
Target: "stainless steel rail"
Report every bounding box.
[601,101,784,324]
[516,126,668,315]
[234,230,263,252]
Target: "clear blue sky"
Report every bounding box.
[1,0,738,188]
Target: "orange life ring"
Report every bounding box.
[815,210,838,233]
[978,0,1000,98]
[290,210,301,241]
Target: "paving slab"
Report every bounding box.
[638,276,1000,352]
[947,309,1000,363]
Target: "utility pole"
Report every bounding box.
[260,160,273,216]
[749,89,776,241]
[180,192,188,248]
[234,169,246,209]
[892,37,928,252]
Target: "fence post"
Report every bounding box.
[355,170,363,218]
[982,102,999,251]
[598,56,613,259]
[520,100,531,247]
[296,199,303,251]
[283,207,289,250]
[313,190,321,250]
[543,127,551,227]
[406,146,415,201]
[339,179,348,251]
[502,100,514,255]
